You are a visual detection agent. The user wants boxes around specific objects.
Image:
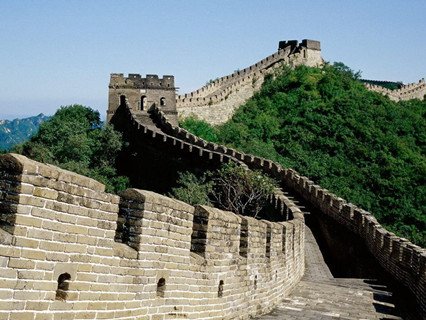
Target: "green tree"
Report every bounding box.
[170,172,213,206]
[14,105,129,193]
[181,63,426,246]
[180,116,219,142]
[209,163,277,217]
[170,163,277,218]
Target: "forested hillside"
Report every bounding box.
[0,113,49,150]
[14,105,128,192]
[181,64,426,246]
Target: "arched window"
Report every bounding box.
[157,278,166,298]
[55,273,71,301]
[141,96,147,110]
[120,95,126,106]
[218,280,224,298]
[160,97,166,106]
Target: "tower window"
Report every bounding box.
[120,95,126,106]
[218,280,224,298]
[160,97,166,106]
[55,273,71,301]
[157,278,166,298]
[141,96,147,110]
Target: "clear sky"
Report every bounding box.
[0,0,425,120]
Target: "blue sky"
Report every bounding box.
[0,0,425,120]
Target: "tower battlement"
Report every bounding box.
[107,73,178,125]
[109,73,175,90]
[278,39,321,51]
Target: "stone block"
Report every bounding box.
[33,187,58,200]
[8,258,36,269]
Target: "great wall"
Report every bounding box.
[0,39,425,319]
[364,79,426,102]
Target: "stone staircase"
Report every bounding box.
[258,227,406,320]
[129,104,423,319]
[261,280,403,319]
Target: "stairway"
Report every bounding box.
[133,105,420,319]
[258,226,404,320]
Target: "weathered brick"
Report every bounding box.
[8,258,35,269]
[9,311,34,320]
[33,187,58,200]
[13,236,40,249]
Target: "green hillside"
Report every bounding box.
[181,63,426,246]
[14,105,128,193]
[0,113,49,151]
[361,79,403,90]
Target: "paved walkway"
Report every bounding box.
[258,226,404,320]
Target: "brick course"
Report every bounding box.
[0,154,304,319]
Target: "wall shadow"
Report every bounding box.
[305,208,421,320]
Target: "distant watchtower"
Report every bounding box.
[107,73,178,125]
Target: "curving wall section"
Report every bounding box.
[0,97,309,319]
[176,40,323,125]
[365,78,426,101]
[151,105,426,316]
[0,152,305,320]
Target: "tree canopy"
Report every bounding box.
[181,64,426,246]
[14,105,129,193]
[170,163,277,218]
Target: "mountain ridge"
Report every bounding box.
[0,113,50,150]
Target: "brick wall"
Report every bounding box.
[280,167,426,316]
[365,78,426,101]
[151,104,426,317]
[0,154,305,319]
[176,40,323,125]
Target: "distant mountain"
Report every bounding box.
[0,114,50,151]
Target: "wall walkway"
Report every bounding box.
[259,226,405,319]
[365,78,425,101]
[175,40,323,124]
[0,99,309,319]
[150,105,426,318]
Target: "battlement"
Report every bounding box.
[279,39,321,51]
[109,73,175,89]
[0,153,305,319]
[148,104,426,317]
[107,72,178,124]
[365,78,426,101]
[176,39,323,124]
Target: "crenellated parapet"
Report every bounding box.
[107,73,178,125]
[365,78,426,101]
[176,39,323,125]
[109,73,175,90]
[151,105,426,317]
[0,153,305,319]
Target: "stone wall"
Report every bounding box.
[108,73,177,125]
[0,153,305,320]
[176,40,323,125]
[151,105,426,316]
[365,78,426,101]
[280,167,426,315]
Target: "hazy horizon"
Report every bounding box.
[0,1,425,120]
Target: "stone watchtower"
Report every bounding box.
[107,73,178,126]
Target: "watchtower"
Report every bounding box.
[107,73,178,125]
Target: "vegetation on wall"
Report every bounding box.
[170,163,277,218]
[14,105,129,193]
[181,63,426,247]
[361,79,403,91]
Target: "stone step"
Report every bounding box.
[257,225,404,320]
[260,279,403,320]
